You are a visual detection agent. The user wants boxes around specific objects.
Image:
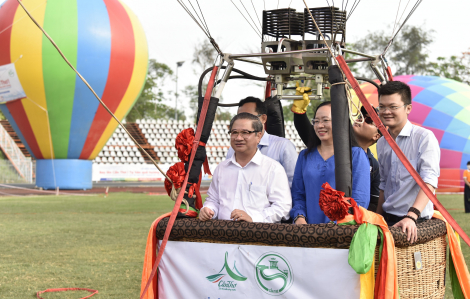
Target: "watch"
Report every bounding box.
[294,215,306,223]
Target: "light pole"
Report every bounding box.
[175,61,185,121]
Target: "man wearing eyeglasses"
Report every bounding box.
[199,113,292,223]
[376,81,440,244]
[353,106,383,212]
[226,97,298,188]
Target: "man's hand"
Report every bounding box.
[393,215,417,243]
[199,207,214,221]
[295,216,307,225]
[230,209,253,222]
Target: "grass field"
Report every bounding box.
[0,193,468,298]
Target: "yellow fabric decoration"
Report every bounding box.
[360,257,375,299]
[291,82,312,114]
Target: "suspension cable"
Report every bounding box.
[176,0,210,38]
[195,0,211,36]
[390,0,402,40]
[231,0,261,38]
[346,0,361,20]
[239,0,262,37]
[186,0,211,35]
[251,0,263,34]
[395,0,413,34]
[176,0,222,55]
[382,0,423,56]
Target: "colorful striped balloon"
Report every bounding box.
[352,75,470,192]
[0,0,148,161]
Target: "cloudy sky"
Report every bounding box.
[2,0,469,118]
[125,0,470,117]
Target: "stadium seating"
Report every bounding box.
[94,119,307,166]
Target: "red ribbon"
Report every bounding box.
[175,128,212,176]
[319,182,352,221]
[175,128,195,163]
[164,162,186,196]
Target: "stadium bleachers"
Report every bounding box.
[93,119,307,165]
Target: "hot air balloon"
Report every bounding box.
[0,0,148,189]
[352,75,470,192]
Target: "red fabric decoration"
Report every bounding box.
[319,182,351,221]
[164,162,186,196]
[203,157,212,176]
[175,128,195,162]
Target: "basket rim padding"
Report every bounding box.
[155,217,447,249]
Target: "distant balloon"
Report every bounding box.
[0,0,148,189]
[353,75,470,192]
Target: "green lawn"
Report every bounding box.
[0,193,468,298]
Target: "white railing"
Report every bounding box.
[0,124,32,183]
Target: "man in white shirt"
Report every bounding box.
[376,81,440,243]
[226,97,298,188]
[200,113,292,223]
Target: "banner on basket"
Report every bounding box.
[158,240,361,299]
[0,63,26,103]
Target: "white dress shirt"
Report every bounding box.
[377,120,440,219]
[204,149,292,223]
[226,131,298,188]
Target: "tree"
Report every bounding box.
[426,50,470,85]
[349,25,434,78]
[125,59,185,122]
[215,109,233,121]
[183,40,233,122]
[192,39,217,76]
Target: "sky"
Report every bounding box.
[124,0,470,118]
[2,0,469,119]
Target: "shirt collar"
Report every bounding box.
[366,148,373,158]
[259,131,270,147]
[398,120,412,137]
[229,149,262,167]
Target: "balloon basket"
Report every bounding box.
[151,218,448,298]
[36,159,92,190]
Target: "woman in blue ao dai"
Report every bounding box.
[290,101,370,224]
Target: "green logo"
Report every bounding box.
[206,252,247,291]
[255,252,293,296]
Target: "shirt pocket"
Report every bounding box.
[246,184,268,210]
[398,159,417,181]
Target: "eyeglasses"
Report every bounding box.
[228,130,260,138]
[378,104,407,112]
[312,119,331,126]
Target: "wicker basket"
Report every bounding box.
[157,218,448,298]
[375,235,447,299]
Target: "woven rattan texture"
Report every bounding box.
[374,236,447,299]
[155,218,446,248]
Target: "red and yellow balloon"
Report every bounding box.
[0,0,148,189]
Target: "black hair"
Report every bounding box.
[378,81,412,105]
[467,161,470,165]
[229,112,264,133]
[238,97,267,115]
[307,101,360,153]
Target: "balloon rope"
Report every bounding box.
[15,0,171,183]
